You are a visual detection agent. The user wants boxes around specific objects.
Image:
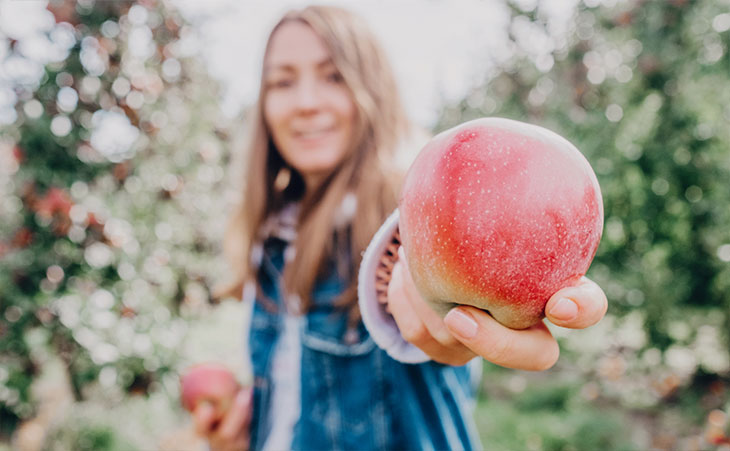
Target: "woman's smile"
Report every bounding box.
[263,21,357,189]
[292,125,339,147]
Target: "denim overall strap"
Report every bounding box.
[387,360,483,451]
[247,237,287,450]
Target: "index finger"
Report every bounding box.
[216,388,253,441]
[192,402,217,438]
[444,306,559,371]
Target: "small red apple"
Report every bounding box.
[180,363,240,419]
[399,117,603,329]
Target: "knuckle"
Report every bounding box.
[386,284,402,307]
[216,430,235,443]
[218,432,234,444]
[193,420,211,437]
[486,335,512,365]
[216,424,240,443]
[534,344,560,371]
[433,355,459,365]
[442,354,471,366]
[387,263,404,293]
[401,322,429,345]
[433,329,458,347]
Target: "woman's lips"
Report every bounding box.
[292,127,337,146]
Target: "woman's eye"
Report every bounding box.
[268,79,293,89]
[325,71,343,83]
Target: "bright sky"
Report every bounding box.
[170,0,516,126]
[0,0,579,127]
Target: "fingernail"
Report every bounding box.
[549,297,578,321]
[445,308,478,338]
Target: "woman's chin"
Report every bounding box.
[290,154,345,180]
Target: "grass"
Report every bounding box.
[471,360,722,451]
[474,390,638,451]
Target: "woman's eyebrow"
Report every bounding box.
[317,57,335,68]
[264,64,296,74]
[265,57,334,73]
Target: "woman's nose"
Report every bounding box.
[293,78,322,112]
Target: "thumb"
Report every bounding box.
[192,402,217,437]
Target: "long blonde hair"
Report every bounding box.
[218,5,410,314]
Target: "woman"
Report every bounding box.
[193,5,608,450]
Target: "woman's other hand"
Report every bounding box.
[192,388,253,451]
[387,248,607,370]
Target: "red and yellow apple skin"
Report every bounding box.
[180,363,240,419]
[399,117,603,329]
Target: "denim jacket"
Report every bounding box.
[247,236,482,450]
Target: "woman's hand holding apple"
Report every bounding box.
[191,388,253,451]
[387,117,608,370]
[387,248,607,370]
[181,363,252,451]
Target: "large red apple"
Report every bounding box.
[399,117,603,329]
[180,363,240,419]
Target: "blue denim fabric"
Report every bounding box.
[248,237,482,450]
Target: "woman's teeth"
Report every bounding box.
[297,128,332,138]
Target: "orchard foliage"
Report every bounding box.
[1,0,729,446]
[0,0,230,434]
[439,0,730,359]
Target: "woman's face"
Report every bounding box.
[263,21,357,189]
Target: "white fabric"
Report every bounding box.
[245,203,303,450]
[258,203,299,243]
[357,209,430,363]
[261,311,302,451]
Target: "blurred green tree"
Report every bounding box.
[0,0,231,436]
[438,0,730,364]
